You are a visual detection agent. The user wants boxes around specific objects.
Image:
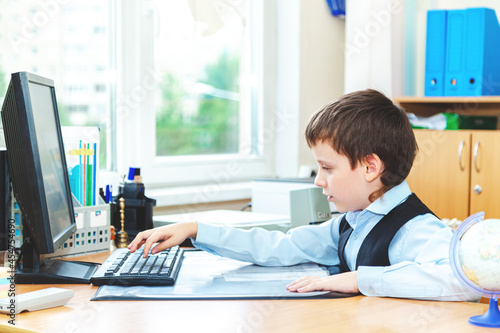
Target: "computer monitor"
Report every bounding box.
[1,71,98,283]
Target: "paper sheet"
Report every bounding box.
[223,263,329,282]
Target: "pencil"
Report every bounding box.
[92,142,97,205]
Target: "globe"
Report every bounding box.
[450,211,500,328]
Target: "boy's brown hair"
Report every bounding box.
[305,89,417,201]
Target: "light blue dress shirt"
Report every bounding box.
[193,181,479,301]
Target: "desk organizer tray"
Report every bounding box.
[11,195,111,258]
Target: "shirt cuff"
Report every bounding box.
[191,222,221,251]
[357,266,385,296]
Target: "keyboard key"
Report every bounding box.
[129,256,148,275]
[165,258,173,268]
[119,263,134,275]
[139,256,157,275]
[158,267,171,276]
[150,255,167,275]
[108,265,118,273]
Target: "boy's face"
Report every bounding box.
[311,141,373,213]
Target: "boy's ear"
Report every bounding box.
[363,154,383,182]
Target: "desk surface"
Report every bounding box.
[3,252,491,333]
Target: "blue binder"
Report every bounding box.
[462,7,500,96]
[444,10,467,96]
[425,10,448,96]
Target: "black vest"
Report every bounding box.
[338,193,436,272]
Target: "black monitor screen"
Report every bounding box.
[28,81,72,241]
[1,72,75,253]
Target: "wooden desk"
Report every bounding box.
[2,252,491,332]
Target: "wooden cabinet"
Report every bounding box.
[394,96,500,220]
[469,131,500,218]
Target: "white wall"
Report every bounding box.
[343,0,406,97]
[275,0,345,177]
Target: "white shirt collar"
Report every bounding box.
[366,180,412,215]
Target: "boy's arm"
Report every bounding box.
[128,222,198,258]
[193,218,342,267]
[127,215,343,267]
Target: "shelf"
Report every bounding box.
[393,96,500,117]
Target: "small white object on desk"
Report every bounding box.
[0,287,74,314]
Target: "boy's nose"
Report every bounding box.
[314,173,326,188]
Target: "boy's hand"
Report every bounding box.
[127,222,198,258]
[286,271,359,294]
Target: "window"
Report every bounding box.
[153,1,249,157]
[0,0,113,169]
[0,0,275,194]
[118,0,274,188]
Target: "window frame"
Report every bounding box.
[115,0,277,189]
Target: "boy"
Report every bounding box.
[128,89,478,301]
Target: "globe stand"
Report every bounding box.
[469,296,500,328]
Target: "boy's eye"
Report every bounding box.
[321,165,331,171]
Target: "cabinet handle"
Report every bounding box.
[458,140,465,171]
[473,141,481,172]
[474,184,483,195]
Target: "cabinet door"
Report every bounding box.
[407,130,471,220]
[470,131,500,219]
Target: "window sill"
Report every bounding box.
[146,181,252,207]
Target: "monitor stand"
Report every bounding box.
[15,238,99,284]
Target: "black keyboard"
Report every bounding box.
[90,246,184,286]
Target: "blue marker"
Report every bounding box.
[105,185,112,203]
